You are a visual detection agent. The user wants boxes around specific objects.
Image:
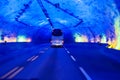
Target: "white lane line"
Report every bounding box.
[63,46,67,50]
[79,67,92,80]
[39,51,45,53]
[27,56,35,61]
[64,48,67,51]
[8,67,24,79]
[44,48,48,50]
[67,51,70,54]
[65,49,67,51]
[0,67,19,79]
[64,47,70,53]
[70,55,76,62]
[31,56,39,61]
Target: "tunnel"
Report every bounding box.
[0,0,120,80]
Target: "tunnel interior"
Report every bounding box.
[1,0,120,80]
[0,0,120,50]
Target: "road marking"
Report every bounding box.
[39,51,45,53]
[64,46,92,80]
[27,56,35,61]
[67,51,70,54]
[65,48,68,51]
[65,48,67,51]
[70,55,76,62]
[79,67,92,80]
[8,67,24,79]
[44,48,48,50]
[1,67,19,79]
[31,56,39,61]
[63,46,67,50]
[64,47,70,53]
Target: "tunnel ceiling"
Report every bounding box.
[0,0,120,42]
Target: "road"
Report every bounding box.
[0,43,120,80]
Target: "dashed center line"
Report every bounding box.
[44,48,48,50]
[65,48,67,51]
[0,67,19,79]
[27,56,35,61]
[8,67,24,79]
[1,48,49,79]
[27,55,39,62]
[39,51,45,53]
[79,67,92,80]
[27,48,47,62]
[31,56,39,61]
[1,67,24,79]
[70,55,76,62]
[67,51,70,54]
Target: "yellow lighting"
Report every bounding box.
[108,16,120,50]
[82,35,88,42]
[74,33,82,42]
[17,36,32,42]
[4,37,17,42]
[101,35,107,43]
[74,33,88,42]
[95,36,100,43]
[26,38,32,42]
[0,36,32,43]
[114,16,120,50]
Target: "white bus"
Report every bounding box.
[51,29,64,47]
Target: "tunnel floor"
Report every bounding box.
[0,42,120,80]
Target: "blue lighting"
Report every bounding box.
[0,0,120,44]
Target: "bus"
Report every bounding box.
[51,29,64,47]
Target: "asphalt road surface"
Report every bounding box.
[0,43,120,80]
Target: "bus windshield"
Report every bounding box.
[52,29,63,36]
